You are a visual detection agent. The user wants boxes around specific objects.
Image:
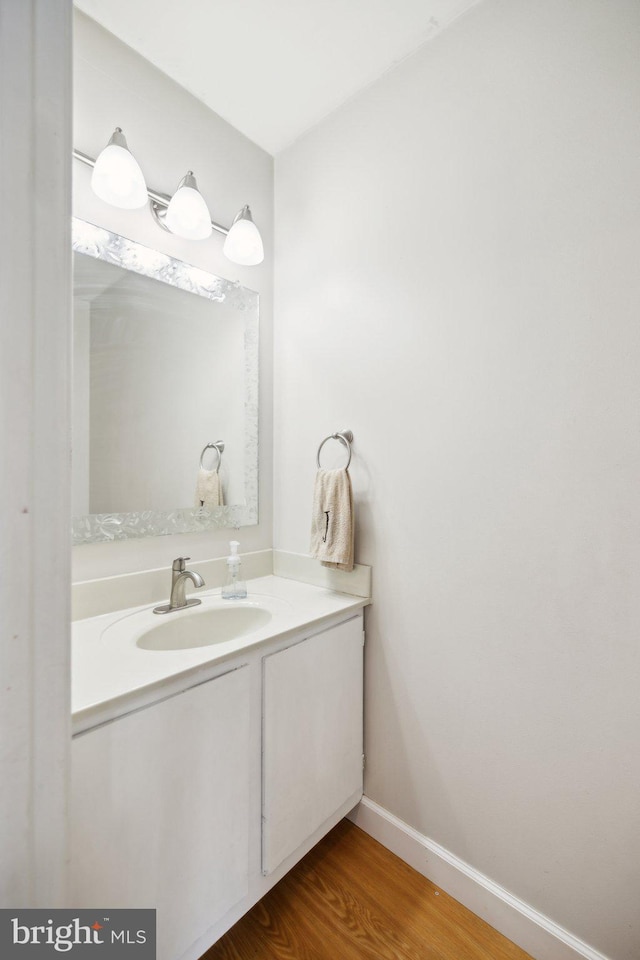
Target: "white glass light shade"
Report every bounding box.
[223,206,264,266]
[165,172,212,240]
[90,128,147,209]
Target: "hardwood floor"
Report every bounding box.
[202,819,535,960]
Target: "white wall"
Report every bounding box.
[0,0,72,906]
[72,10,273,581]
[274,1,640,957]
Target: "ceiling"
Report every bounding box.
[74,0,482,155]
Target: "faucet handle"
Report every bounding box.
[172,556,190,572]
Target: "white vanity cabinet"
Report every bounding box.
[262,615,364,874]
[70,665,251,960]
[71,589,366,960]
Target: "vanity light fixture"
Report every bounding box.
[90,128,148,210]
[74,128,264,265]
[164,171,213,240]
[223,206,265,267]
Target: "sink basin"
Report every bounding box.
[136,604,272,651]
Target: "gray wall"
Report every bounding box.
[72,10,273,580]
[274,1,640,956]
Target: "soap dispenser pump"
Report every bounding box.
[222,540,247,599]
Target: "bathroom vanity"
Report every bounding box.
[70,575,367,960]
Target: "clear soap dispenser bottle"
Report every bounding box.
[222,540,247,599]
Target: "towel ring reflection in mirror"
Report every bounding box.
[200,441,225,471]
[316,430,353,470]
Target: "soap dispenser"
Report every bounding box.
[222,540,247,599]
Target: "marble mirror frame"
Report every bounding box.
[71,218,259,545]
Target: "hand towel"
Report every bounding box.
[310,467,354,571]
[194,467,224,508]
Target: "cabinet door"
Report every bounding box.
[71,665,250,960]
[262,615,363,875]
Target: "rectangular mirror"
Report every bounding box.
[71,219,258,544]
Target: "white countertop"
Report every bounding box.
[73,575,368,734]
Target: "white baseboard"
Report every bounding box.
[348,797,611,960]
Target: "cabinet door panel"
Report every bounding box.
[262,616,363,874]
[71,666,250,960]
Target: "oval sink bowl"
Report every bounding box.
[137,604,272,651]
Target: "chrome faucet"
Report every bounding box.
[153,557,205,615]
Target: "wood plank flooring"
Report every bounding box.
[202,819,535,960]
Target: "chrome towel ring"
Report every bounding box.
[200,441,224,470]
[316,430,353,469]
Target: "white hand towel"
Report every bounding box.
[310,468,354,571]
[194,467,224,508]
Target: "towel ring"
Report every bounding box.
[200,441,224,470]
[316,430,353,469]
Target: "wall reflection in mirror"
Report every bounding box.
[71,219,258,544]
